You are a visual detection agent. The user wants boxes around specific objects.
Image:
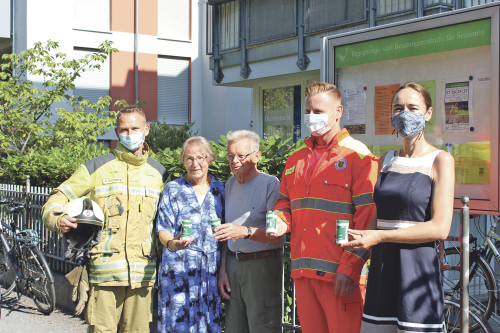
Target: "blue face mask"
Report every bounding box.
[390,110,426,138]
[119,131,144,151]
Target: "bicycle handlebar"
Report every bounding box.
[0,199,25,206]
[1,221,12,231]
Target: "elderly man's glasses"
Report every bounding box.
[226,151,256,161]
[185,156,207,165]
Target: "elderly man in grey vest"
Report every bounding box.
[214,130,285,333]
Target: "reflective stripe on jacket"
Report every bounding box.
[275,129,378,284]
[42,143,167,288]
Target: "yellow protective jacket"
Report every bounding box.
[42,143,168,288]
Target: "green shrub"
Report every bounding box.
[145,121,199,153]
[0,143,111,187]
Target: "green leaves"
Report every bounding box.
[0,40,117,179]
[0,40,117,154]
[145,120,199,153]
[149,132,306,184]
[1,143,111,187]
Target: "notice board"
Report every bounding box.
[321,4,500,214]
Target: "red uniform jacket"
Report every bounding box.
[275,129,378,284]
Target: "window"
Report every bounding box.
[305,0,366,34]
[424,0,453,6]
[377,0,414,17]
[220,0,240,50]
[206,3,214,55]
[0,0,11,39]
[263,86,301,143]
[158,0,191,41]
[157,57,190,125]
[73,48,110,107]
[73,0,110,32]
[464,0,498,7]
[248,0,296,45]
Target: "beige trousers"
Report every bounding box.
[85,285,153,333]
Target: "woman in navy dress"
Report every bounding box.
[343,82,455,333]
[156,136,224,333]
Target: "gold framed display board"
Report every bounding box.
[320,3,500,214]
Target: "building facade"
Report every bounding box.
[207,0,498,143]
[1,0,253,146]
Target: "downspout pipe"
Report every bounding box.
[12,0,15,55]
[135,0,139,104]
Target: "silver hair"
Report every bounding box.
[179,136,216,164]
[226,130,260,150]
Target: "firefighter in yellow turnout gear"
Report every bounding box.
[42,107,167,333]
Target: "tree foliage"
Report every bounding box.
[0,40,118,176]
[145,121,199,153]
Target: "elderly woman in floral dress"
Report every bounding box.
[156,136,224,333]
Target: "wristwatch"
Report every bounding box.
[244,226,252,239]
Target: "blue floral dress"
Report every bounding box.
[156,175,224,333]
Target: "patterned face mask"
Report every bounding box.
[390,109,426,138]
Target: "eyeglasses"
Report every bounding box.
[185,156,207,165]
[226,151,256,161]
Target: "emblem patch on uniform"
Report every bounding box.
[334,158,347,171]
[285,166,295,175]
[103,178,123,184]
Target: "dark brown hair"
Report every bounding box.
[391,82,432,110]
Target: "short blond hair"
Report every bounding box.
[305,81,341,101]
[179,136,216,164]
[116,106,147,127]
[226,130,260,151]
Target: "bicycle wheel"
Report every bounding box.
[444,295,494,333]
[442,247,496,323]
[22,246,55,314]
[0,235,16,297]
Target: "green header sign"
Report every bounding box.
[335,19,491,68]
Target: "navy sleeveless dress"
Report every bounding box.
[361,150,444,333]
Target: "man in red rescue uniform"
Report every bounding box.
[271,82,378,333]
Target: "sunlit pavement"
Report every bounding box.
[0,288,87,333]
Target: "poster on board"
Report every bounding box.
[374,84,400,135]
[343,88,366,134]
[442,77,474,132]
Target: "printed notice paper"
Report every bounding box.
[374,84,400,135]
[343,88,366,134]
[442,77,474,133]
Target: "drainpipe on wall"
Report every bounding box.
[135,0,139,104]
[296,0,310,71]
[12,0,15,66]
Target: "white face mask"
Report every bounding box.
[119,131,145,151]
[304,106,338,137]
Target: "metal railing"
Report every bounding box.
[281,243,301,332]
[0,178,75,274]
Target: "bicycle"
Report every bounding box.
[443,294,494,332]
[440,215,500,325]
[0,199,56,314]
